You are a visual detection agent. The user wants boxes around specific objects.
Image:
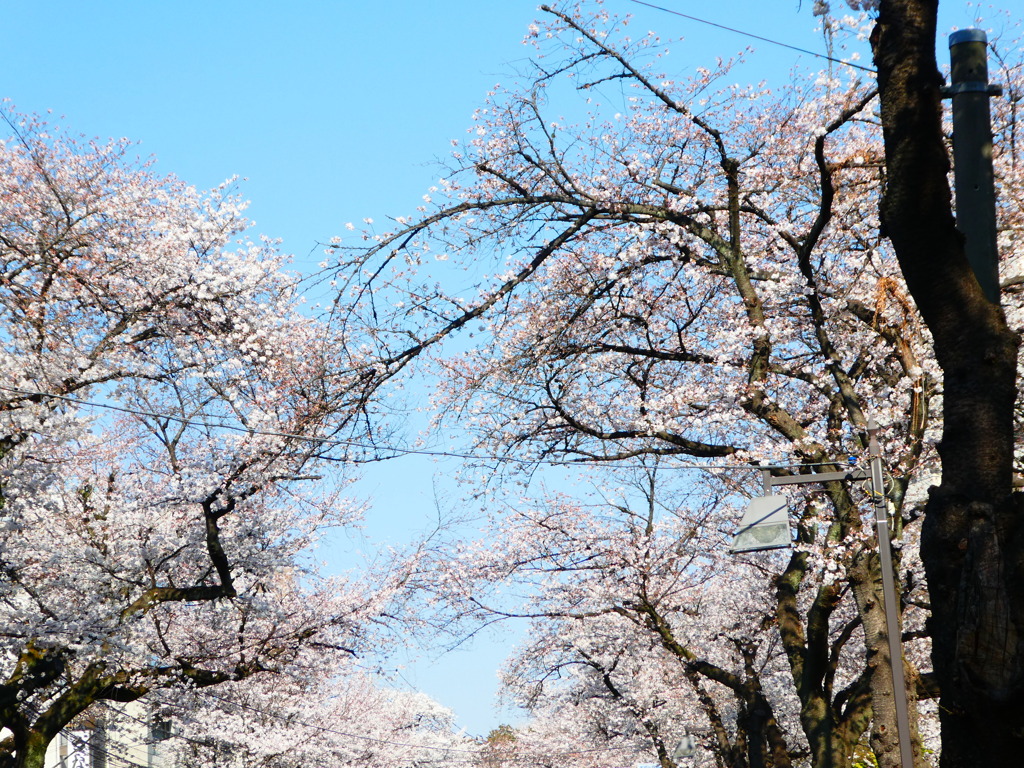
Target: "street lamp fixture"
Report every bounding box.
[730,494,790,553]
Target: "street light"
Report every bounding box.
[731,419,914,768]
[730,494,790,553]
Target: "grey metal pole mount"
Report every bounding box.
[942,28,1003,304]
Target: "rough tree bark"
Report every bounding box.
[872,1,1024,765]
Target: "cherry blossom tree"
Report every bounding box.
[328,2,1024,767]
[0,109,406,768]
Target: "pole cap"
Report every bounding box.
[949,28,988,46]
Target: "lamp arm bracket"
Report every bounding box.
[764,468,870,488]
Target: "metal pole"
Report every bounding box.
[946,29,1002,304]
[867,419,915,768]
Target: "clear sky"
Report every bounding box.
[3,0,986,738]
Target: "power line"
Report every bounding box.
[0,383,810,473]
[626,0,876,73]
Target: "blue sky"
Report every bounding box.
[4,0,984,738]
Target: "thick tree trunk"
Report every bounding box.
[848,555,922,768]
[0,726,53,768]
[873,1,1024,765]
[800,704,852,768]
[13,733,49,768]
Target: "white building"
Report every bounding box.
[45,704,171,768]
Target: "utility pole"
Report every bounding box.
[944,29,1003,303]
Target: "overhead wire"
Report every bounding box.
[0,383,842,473]
[625,0,876,74]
